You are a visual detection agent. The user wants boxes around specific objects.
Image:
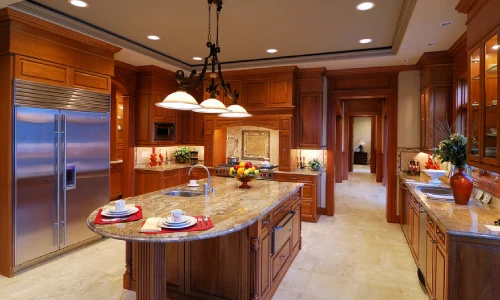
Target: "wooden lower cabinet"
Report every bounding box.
[110,162,123,201]
[425,214,447,300]
[406,194,419,262]
[273,173,320,222]
[124,189,302,300]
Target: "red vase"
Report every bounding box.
[449,168,473,205]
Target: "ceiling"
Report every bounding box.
[9,0,466,71]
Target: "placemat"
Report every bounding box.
[94,206,143,225]
[142,216,213,234]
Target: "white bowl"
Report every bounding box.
[423,169,447,184]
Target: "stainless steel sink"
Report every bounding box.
[162,190,204,197]
[417,186,453,196]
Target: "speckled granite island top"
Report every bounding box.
[87,177,303,243]
[400,173,500,240]
[274,169,322,176]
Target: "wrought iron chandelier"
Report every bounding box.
[156,0,252,118]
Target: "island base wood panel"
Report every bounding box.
[124,191,302,300]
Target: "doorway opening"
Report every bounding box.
[351,116,373,173]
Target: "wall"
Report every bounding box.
[398,70,421,147]
[352,117,372,160]
[224,126,280,165]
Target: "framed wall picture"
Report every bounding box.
[242,130,270,160]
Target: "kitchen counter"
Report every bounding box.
[274,168,322,176]
[87,177,302,243]
[134,163,209,172]
[400,173,500,240]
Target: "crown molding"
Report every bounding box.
[416,51,454,69]
[392,0,417,54]
[325,65,418,77]
[448,32,467,56]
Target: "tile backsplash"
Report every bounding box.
[135,146,204,166]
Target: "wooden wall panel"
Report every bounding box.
[70,69,110,92]
[0,54,14,277]
[465,0,500,49]
[15,56,67,86]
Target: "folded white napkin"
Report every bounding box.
[485,225,500,232]
[140,217,162,233]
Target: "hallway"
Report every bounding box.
[274,171,428,299]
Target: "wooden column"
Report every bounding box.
[135,242,167,300]
[250,237,260,300]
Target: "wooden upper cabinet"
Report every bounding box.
[279,131,291,171]
[245,79,269,107]
[298,93,323,148]
[269,79,292,106]
[222,80,244,106]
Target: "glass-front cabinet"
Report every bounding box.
[468,28,499,169]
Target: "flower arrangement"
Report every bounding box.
[432,133,467,169]
[308,158,323,171]
[174,146,191,163]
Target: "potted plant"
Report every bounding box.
[432,133,471,205]
[308,158,323,171]
[174,146,191,164]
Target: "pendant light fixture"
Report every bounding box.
[158,0,251,118]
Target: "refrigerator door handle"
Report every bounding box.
[55,114,61,248]
[61,114,67,247]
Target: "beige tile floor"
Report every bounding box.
[0,171,428,300]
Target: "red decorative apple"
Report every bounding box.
[245,162,253,169]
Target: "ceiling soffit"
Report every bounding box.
[9,0,417,70]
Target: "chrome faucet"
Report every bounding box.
[188,164,211,195]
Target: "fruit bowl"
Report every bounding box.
[229,161,260,189]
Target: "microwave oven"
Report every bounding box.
[154,122,175,141]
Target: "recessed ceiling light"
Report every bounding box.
[193,57,202,61]
[147,35,160,40]
[266,49,278,53]
[356,2,375,11]
[493,45,500,50]
[359,39,372,44]
[427,41,437,46]
[69,0,88,7]
[440,21,453,26]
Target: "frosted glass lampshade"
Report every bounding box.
[218,104,252,118]
[155,91,201,110]
[193,98,229,113]
[358,138,366,145]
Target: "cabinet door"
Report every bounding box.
[420,92,427,149]
[162,176,179,189]
[435,244,447,300]
[469,47,482,162]
[269,79,292,106]
[110,169,122,200]
[407,198,413,245]
[135,171,161,195]
[298,93,322,148]
[136,94,151,145]
[246,79,269,107]
[190,112,205,145]
[425,230,435,298]
[424,87,431,150]
[482,33,498,165]
[411,207,420,260]
[291,203,301,251]
[204,132,214,167]
[260,232,271,296]
[279,132,291,171]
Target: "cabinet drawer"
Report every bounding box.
[435,226,446,249]
[426,214,435,230]
[162,170,178,177]
[273,173,315,183]
[272,239,290,280]
[110,163,123,171]
[178,168,187,175]
[272,198,291,219]
[302,184,312,198]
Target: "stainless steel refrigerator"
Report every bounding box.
[14,79,110,267]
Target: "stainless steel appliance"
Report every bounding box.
[14,79,110,267]
[271,211,295,254]
[154,122,175,141]
[214,163,277,180]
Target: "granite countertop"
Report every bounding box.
[87,177,303,243]
[274,168,322,176]
[400,173,500,240]
[110,160,123,164]
[135,163,211,172]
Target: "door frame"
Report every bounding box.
[348,115,377,173]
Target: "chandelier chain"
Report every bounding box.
[207,3,212,44]
[216,6,220,47]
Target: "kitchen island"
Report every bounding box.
[87,177,303,300]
